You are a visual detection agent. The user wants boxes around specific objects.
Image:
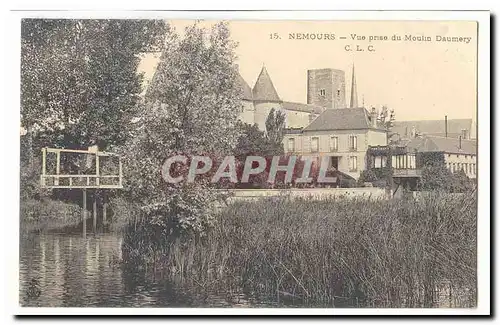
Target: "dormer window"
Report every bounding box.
[319,89,326,97]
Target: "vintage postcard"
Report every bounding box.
[13,11,490,316]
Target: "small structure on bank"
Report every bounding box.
[40,146,123,238]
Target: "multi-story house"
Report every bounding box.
[406,135,477,179]
[283,107,388,179]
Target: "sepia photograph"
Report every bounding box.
[12,11,490,315]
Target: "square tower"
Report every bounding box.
[307,68,346,109]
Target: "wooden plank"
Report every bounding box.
[119,159,123,187]
[82,189,87,239]
[43,174,120,178]
[93,197,97,232]
[45,147,118,157]
[55,150,60,186]
[95,154,100,186]
[103,202,107,225]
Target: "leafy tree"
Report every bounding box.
[21,19,167,155]
[264,108,285,154]
[121,22,241,236]
[234,122,277,159]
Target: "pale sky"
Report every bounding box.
[138,20,477,121]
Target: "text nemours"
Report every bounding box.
[286,33,472,44]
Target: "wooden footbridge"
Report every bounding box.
[40,146,123,238]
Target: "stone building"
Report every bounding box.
[236,65,349,131]
[283,107,388,180]
[406,135,477,179]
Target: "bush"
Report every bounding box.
[20,199,82,233]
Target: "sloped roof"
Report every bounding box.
[282,101,324,114]
[392,119,472,138]
[406,135,476,155]
[303,107,384,132]
[252,66,281,102]
[236,71,253,101]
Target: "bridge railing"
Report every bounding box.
[40,147,123,189]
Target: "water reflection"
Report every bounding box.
[19,233,261,307]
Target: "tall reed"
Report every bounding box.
[122,191,477,307]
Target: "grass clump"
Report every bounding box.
[122,192,477,307]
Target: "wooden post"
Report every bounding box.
[41,148,46,186]
[93,196,97,232]
[55,150,60,186]
[82,189,87,238]
[118,158,123,187]
[95,154,100,186]
[103,202,107,226]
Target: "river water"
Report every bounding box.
[19,233,468,308]
[19,233,277,308]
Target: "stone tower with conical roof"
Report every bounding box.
[252,65,283,130]
[349,64,358,108]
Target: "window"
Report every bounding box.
[311,137,319,152]
[287,138,295,152]
[408,154,416,169]
[349,156,358,172]
[319,89,326,96]
[349,135,358,151]
[452,163,456,173]
[337,89,341,97]
[375,156,386,168]
[330,136,338,152]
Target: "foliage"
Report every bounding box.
[417,151,476,193]
[122,193,477,308]
[121,22,241,236]
[377,105,396,130]
[20,198,82,233]
[265,108,286,154]
[233,122,279,159]
[357,169,378,186]
[21,19,166,152]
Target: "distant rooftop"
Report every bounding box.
[392,119,473,139]
[303,107,385,132]
[406,135,477,155]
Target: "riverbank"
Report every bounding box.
[20,199,83,233]
[121,192,477,307]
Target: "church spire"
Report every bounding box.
[349,64,358,108]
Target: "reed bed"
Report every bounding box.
[122,192,477,307]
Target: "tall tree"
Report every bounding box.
[265,108,285,154]
[21,19,167,153]
[121,22,242,235]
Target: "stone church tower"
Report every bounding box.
[306,68,346,109]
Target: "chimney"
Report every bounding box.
[459,136,462,150]
[370,107,377,128]
[445,115,448,138]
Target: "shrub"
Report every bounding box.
[20,199,82,233]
